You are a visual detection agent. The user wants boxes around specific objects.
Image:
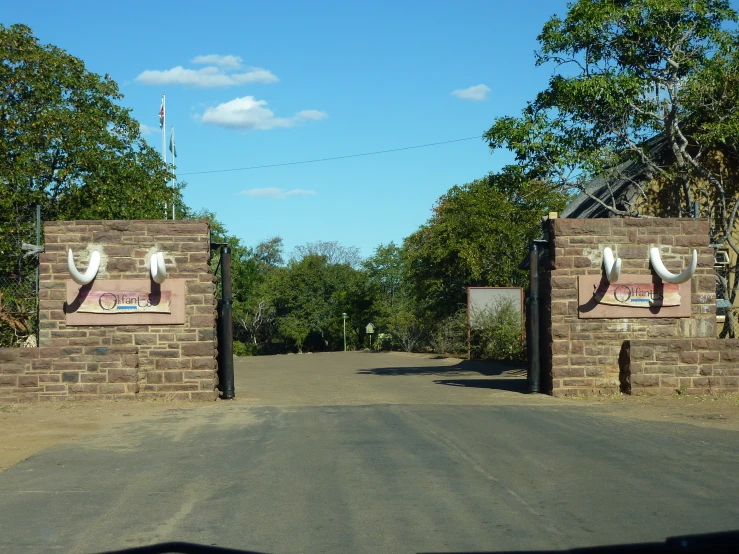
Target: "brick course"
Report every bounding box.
[624,338,739,395]
[0,220,218,402]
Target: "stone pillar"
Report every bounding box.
[0,219,221,401]
[542,218,721,396]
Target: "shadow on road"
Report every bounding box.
[433,377,528,393]
[356,358,524,378]
[95,529,739,553]
[356,357,528,393]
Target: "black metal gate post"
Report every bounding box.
[216,244,235,399]
[527,243,541,393]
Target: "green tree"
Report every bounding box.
[269,254,336,353]
[388,308,425,353]
[235,237,284,353]
[277,315,311,354]
[187,209,284,354]
[0,24,178,276]
[292,240,362,268]
[362,242,411,342]
[484,0,739,334]
[403,170,566,319]
[267,249,371,353]
[188,209,254,300]
[429,309,467,356]
[363,242,407,309]
[334,264,375,349]
[255,237,284,268]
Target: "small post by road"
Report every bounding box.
[343,313,347,352]
[366,322,375,349]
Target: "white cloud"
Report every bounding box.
[201,96,327,130]
[230,68,278,85]
[240,188,317,199]
[451,84,491,101]
[138,123,157,136]
[295,110,327,121]
[191,54,243,69]
[135,64,278,87]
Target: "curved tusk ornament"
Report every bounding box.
[150,252,167,284]
[602,247,621,283]
[67,249,101,285]
[649,247,697,284]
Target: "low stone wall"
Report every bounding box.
[0,219,218,402]
[0,346,137,402]
[0,343,220,402]
[623,338,739,395]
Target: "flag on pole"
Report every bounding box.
[169,128,177,158]
[159,97,165,128]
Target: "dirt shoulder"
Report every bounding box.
[2,352,738,472]
[556,392,739,431]
[0,400,214,472]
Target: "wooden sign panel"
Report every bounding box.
[77,290,172,314]
[65,279,186,325]
[578,275,691,319]
[594,282,681,308]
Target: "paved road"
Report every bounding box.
[0,353,738,553]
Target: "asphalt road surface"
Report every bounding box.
[0,352,738,553]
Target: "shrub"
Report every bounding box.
[233,340,254,357]
[389,310,425,352]
[429,309,467,356]
[470,299,525,361]
[376,333,393,350]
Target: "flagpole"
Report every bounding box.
[171,125,176,220]
[162,93,167,219]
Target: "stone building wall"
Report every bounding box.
[541,217,738,396]
[0,220,218,402]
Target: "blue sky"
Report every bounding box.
[4,0,574,259]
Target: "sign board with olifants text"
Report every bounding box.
[77,290,172,314]
[65,279,186,325]
[578,275,691,318]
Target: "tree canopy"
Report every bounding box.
[0,24,178,275]
[403,170,567,318]
[484,0,739,335]
[486,0,739,215]
[291,241,363,268]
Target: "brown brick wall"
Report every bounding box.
[0,220,218,402]
[0,346,139,402]
[543,218,719,396]
[625,338,739,395]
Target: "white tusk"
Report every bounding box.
[602,247,621,283]
[649,247,697,284]
[150,252,167,284]
[67,249,100,285]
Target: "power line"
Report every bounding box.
[178,135,484,176]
